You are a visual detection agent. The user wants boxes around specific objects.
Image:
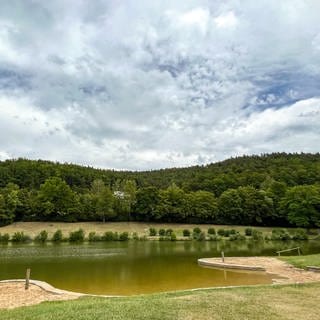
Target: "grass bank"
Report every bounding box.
[0,221,269,237]
[1,283,320,319]
[280,254,320,269]
[0,221,315,238]
[0,222,313,243]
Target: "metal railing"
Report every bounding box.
[276,247,301,256]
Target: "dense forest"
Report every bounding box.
[0,153,319,228]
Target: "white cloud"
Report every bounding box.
[214,11,238,29]
[177,8,210,34]
[0,0,319,170]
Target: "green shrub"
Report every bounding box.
[230,229,236,235]
[52,229,63,242]
[69,229,85,242]
[132,232,139,240]
[139,235,147,241]
[194,231,206,241]
[229,233,246,241]
[35,230,48,243]
[252,229,263,241]
[217,229,225,237]
[271,229,291,241]
[193,228,202,239]
[159,229,166,236]
[170,232,177,241]
[224,230,231,237]
[207,228,216,235]
[306,229,318,235]
[183,229,191,237]
[88,231,95,241]
[281,232,291,241]
[193,227,201,234]
[0,233,10,242]
[271,233,278,240]
[245,228,253,236]
[292,229,308,240]
[271,229,279,240]
[149,228,157,236]
[166,229,173,236]
[229,234,237,241]
[119,232,129,241]
[88,232,101,241]
[103,231,114,241]
[12,232,30,243]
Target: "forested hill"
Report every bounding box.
[0,153,319,227]
[1,153,319,191]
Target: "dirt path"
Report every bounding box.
[200,257,320,284]
[0,281,80,309]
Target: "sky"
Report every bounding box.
[0,0,319,170]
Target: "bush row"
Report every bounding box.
[0,228,308,243]
[150,227,308,241]
[0,230,144,243]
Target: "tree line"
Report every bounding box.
[0,153,319,228]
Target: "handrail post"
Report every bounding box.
[25,268,31,290]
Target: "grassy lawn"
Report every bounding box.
[0,221,312,238]
[280,254,320,269]
[1,283,320,320]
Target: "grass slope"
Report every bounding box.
[1,283,320,320]
[0,221,310,238]
[280,254,320,268]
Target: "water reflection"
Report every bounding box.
[0,240,319,295]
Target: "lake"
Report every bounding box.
[0,240,319,295]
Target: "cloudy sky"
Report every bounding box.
[0,0,319,170]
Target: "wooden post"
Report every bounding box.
[298,247,301,256]
[25,268,31,290]
[221,251,225,263]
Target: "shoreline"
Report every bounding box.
[198,257,320,284]
[198,259,266,271]
[2,256,320,309]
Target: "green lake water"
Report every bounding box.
[0,240,319,295]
